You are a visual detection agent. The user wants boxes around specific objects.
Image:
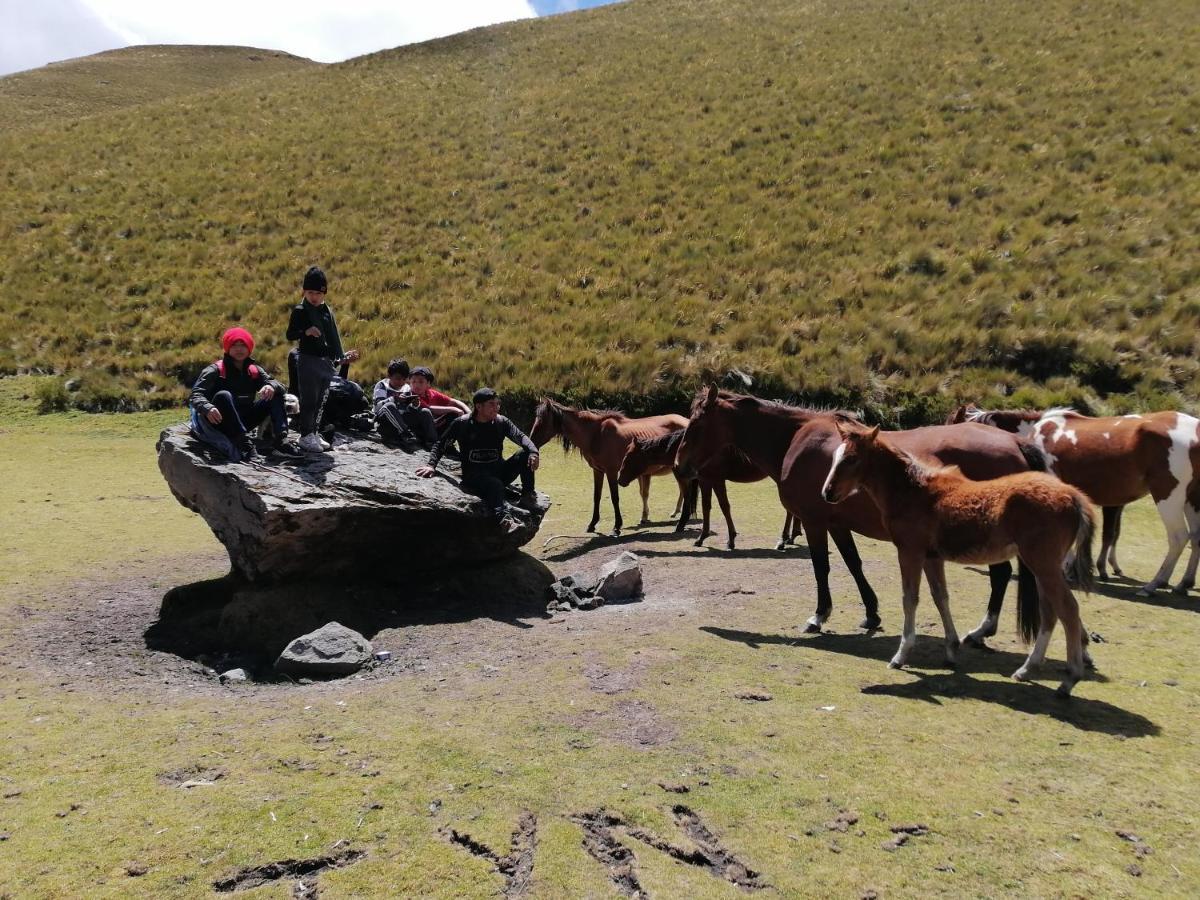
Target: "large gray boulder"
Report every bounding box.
[596,551,643,601]
[275,622,373,677]
[157,424,550,582]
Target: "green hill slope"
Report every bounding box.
[0,45,318,128]
[1,0,1198,420]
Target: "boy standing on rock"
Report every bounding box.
[189,327,301,461]
[417,387,539,534]
[286,265,359,452]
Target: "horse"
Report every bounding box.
[617,430,801,550]
[676,387,1047,638]
[821,421,1097,696]
[529,398,690,536]
[948,404,1200,595]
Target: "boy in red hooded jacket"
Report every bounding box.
[189,327,301,461]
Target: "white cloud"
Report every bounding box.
[0,0,538,76]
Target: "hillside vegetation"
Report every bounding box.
[1,0,1198,422]
[0,45,317,129]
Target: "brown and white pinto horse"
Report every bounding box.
[821,423,1097,696]
[617,430,800,550]
[676,387,1046,636]
[949,404,1200,596]
[530,398,689,536]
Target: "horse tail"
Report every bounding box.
[1017,439,1047,473]
[1068,492,1097,595]
[1016,559,1040,644]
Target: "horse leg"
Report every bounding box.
[586,468,603,533]
[1013,584,1057,683]
[830,528,881,630]
[890,549,923,669]
[804,524,833,633]
[964,561,1011,647]
[670,475,685,519]
[922,559,960,667]
[776,513,793,551]
[607,471,623,536]
[638,475,651,526]
[1139,496,1190,595]
[1097,506,1119,580]
[1108,506,1124,577]
[1171,505,1200,595]
[675,480,698,533]
[712,480,736,550]
[1052,572,1087,697]
[695,484,715,546]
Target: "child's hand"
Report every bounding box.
[344,349,361,362]
[415,465,435,478]
[259,385,275,401]
[206,408,223,424]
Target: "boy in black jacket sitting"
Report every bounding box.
[189,327,301,461]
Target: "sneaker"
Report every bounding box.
[298,433,327,453]
[238,440,258,462]
[498,515,523,535]
[516,491,539,510]
[272,439,303,457]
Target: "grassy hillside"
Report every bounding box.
[0,45,317,129]
[1,0,1198,422]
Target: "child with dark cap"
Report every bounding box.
[407,365,469,434]
[285,265,359,452]
[417,387,539,534]
[372,358,439,448]
[189,327,301,461]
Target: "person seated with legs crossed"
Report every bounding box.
[416,388,539,534]
[408,366,469,436]
[189,327,301,461]
[372,358,439,449]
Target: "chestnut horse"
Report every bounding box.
[676,388,1046,637]
[530,398,689,535]
[617,430,800,550]
[821,422,1096,696]
[949,404,1200,595]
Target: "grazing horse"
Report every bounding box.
[949,404,1200,595]
[530,398,689,536]
[617,430,801,550]
[676,387,1045,636]
[821,422,1096,696]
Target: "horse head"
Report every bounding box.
[821,421,882,504]
[676,384,734,478]
[530,397,571,451]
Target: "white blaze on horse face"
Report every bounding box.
[1102,432,1111,440]
[822,441,847,501]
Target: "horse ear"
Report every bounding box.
[866,425,880,442]
[834,419,848,439]
[705,384,719,407]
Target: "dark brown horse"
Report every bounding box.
[617,430,800,550]
[530,398,689,536]
[822,422,1096,696]
[949,404,1200,594]
[676,388,1046,637]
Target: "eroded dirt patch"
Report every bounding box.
[569,699,677,749]
[441,811,538,897]
[212,848,366,893]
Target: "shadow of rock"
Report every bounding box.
[146,553,555,664]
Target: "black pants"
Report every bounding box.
[200,390,287,454]
[462,450,535,518]
[377,398,439,445]
[296,353,335,436]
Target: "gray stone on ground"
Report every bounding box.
[596,551,643,601]
[275,622,373,677]
[218,668,249,684]
[156,424,551,582]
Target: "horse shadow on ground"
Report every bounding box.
[962,565,1197,613]
[700,626,1156,737]
[543,528,808,562]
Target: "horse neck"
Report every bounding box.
[724,402,810,481]
[559,407,597,450]
[860,443,930,516]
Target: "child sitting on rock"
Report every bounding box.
[408,366,469,435]
[372,357,439,448]
[189,327,301,461]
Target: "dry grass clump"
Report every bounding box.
[0,0,1197,422]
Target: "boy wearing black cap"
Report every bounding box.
[417,388,539,534]
[286,265,359,453]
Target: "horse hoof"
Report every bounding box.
[609,530,621,539]
[888,659,904,670]
[726,542,736,551]
[859,616,882,631]
[1084,655,1096,670]
[1112,567,1124,577]
[1012,668,1031,682]
[693,539,704,548]
[774,541,786,551]
[962,634,984,649]
[1173,583,1193,596]
[1136,586,1156,598]
[803,621,823,635]
[1055,682,1076,699]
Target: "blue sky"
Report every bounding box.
[1,0,623,77]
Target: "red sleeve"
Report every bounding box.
[427,388,454,405]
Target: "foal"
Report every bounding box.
[530,398,689,535]
[617,431,800,550]
[822,423,1097,696]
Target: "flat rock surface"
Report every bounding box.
[157,424,550,581]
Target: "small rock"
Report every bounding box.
[125,863,148,877]
[861,890,879,899]
[735,691,773,702]
[575,594,601,611]
[1163,679,1179,686]
[275,623,373,677]
[1126,864,1142,877]
[891,823,930,835]
[0,832,10,841]
[428,799,442,815]
[1115,829,1142,843]
[881,834,909,851]
[934,863,955,873]
[596,551,643,601]
[657,782,689,794]
[825,810,860,832]
[219,668,249,683]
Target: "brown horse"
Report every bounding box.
[617,430,800,550]
[949,404,1200,595]
[676,388,1046,637]
[530,398,689,536]
[821,422,1096,696]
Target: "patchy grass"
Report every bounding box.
[0,45,317,128]
[0,0,1198,422]
[0,391,1198,896]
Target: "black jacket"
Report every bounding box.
[430,414,538,473]
[189,356,279,418]
[286,299,344,360]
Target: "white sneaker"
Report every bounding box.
[298,433,328,453]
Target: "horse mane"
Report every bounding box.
[636,430,684,455]
[693,388,862,423]
[536,398,629,454]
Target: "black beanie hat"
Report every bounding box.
[302,266,328,292]
[473,387,498,406]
